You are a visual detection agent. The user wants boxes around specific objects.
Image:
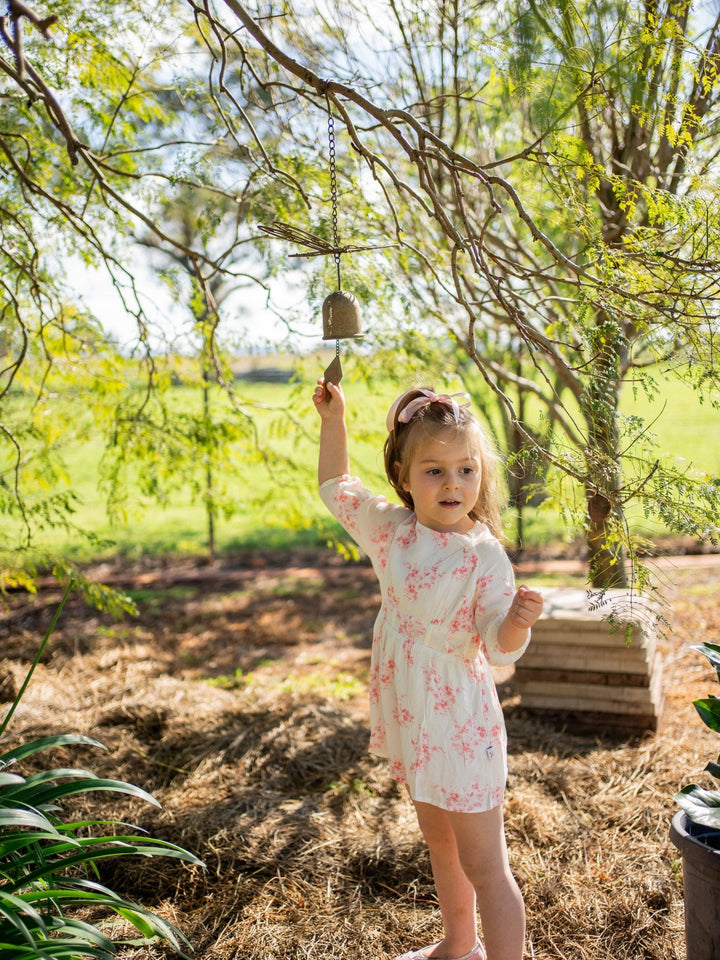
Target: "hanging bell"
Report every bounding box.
[322,290,363,340]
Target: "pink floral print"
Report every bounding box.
[318,475,529,813]
[424,664,458,716]
[392,694,414,727]
[409,728,439,773]
[450,717,490,760]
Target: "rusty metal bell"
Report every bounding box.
[322,290,362,340]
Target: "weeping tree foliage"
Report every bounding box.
[126,180,270,563]
[2,0,720,595]
[195,0,720,589]
[0,0,323,598]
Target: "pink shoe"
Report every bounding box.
[394,943,485,960]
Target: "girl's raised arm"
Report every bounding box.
[313,379,350,485]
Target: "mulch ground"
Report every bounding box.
[2,549,719,959]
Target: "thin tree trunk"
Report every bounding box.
[202,362,216,563]
[586,487,626,588]
[585,323,628,589]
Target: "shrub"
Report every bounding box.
[0,582,203,959]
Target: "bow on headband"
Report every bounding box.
[386,389,471,432]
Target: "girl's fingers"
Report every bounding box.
[312,378,344,415]
[512,587,543,626]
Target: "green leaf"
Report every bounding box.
[706,756,720,781]
[0,808,62,833]
[8,775,161,810]
[41,915,115,950]
[691,642,720,683]
[1,768,97,803]
[0,889,50,941]
[117,907,163,941]
[0,735,106,767]
[17,885,193,954]
[5,835,203,894]
[0,940,114,960]
[0,772,25,787]
[0,831,80,857]
[693,696,720,733]
[0,581,74,738]
[675,784,720,830]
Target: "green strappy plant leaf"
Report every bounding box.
[691,642,720,684]
[0,582,203,958]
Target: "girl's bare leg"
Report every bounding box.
[447,805,525,960]
[413,800,479,958]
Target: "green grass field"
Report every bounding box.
[3,357,719,563]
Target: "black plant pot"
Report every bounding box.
[670,809,720,959]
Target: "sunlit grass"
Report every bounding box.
[203,665,366,700]
[5,358,720,563]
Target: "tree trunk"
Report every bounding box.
[202,365,216,563]
[585,327,628,589]
[586,487,626,588]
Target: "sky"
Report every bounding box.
[75,249,324,355]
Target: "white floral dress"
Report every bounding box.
[319,475,529,813]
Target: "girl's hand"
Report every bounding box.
[507,584,544,630]
[313,378,346,420]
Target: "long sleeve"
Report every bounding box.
[319,474,410,561]
[474,543,530,666]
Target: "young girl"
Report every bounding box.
[313,381,543,960]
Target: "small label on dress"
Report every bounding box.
[486,745,495,760]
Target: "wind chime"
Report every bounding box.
[258,96,368,391]
[321,102,362,399]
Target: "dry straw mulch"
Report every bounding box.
[2,554,719,960]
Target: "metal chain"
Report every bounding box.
[327,105,342,291]
[327,97,342,360]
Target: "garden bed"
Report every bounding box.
[1,553,718,959]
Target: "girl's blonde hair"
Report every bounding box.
[383,387,505,538]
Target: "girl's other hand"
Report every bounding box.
[313,378,346,419]
[507,584,544,630]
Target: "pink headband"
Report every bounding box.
[386,388,471,432]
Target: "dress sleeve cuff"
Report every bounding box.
[487,623,531,666]
[318,474,352,490]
